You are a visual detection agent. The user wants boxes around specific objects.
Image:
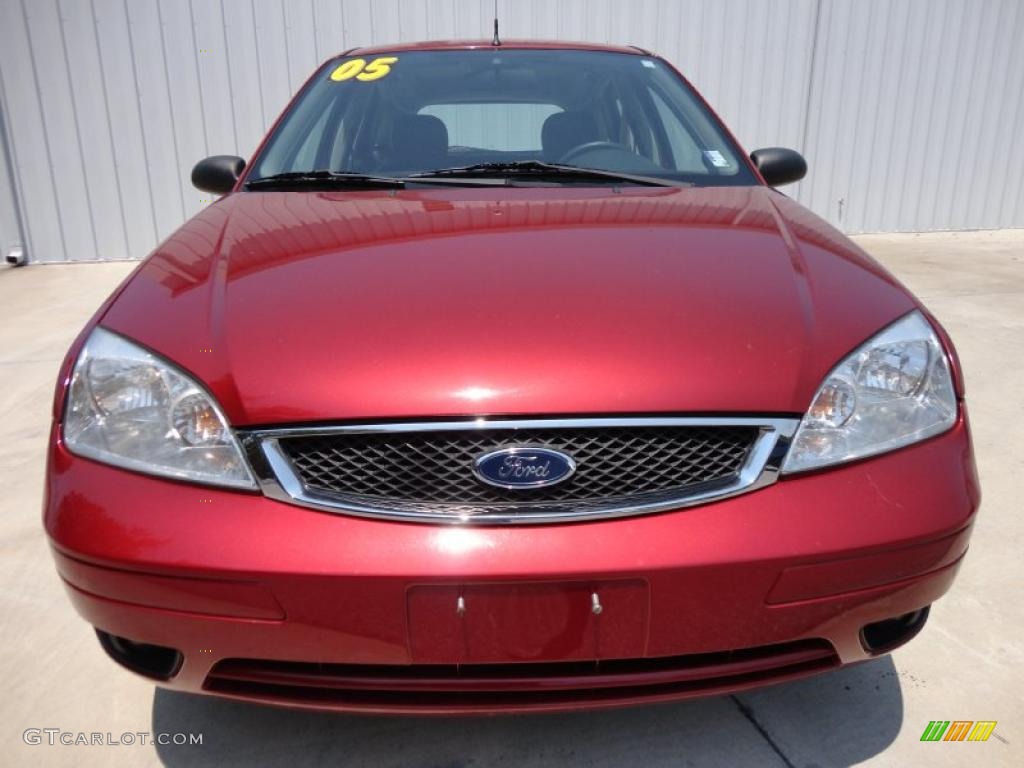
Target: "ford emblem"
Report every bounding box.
[473,447,577,490]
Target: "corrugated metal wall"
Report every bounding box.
[0,0,1021,263]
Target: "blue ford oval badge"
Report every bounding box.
[473,447,576,490]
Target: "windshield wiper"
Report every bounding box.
[407,161,684,187]
[246,170,407,190]
[247,163,682,190]
[246,169,512,189]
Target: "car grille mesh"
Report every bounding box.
[275,425,758,516]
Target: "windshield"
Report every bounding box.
[248,49,757,186]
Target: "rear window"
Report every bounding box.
[250,49,756,186]
[419,103,562,152]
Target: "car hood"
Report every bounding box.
[100,186,915,426]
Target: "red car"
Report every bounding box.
[45,40,978,715]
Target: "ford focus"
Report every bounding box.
[44,40,979,714]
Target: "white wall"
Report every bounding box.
[0,0,1022,262]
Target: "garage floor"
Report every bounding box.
[1,230,1020,767]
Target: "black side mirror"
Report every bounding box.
[749,147,807,187]
[191,155,245,195]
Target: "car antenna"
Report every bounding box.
[492,1,501,46]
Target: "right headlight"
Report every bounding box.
[62,327,255,489]
[782,310,957,473]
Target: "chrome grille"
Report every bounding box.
[281,426,755,503]
[244,418,798,524]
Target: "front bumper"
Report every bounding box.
[45,415,979,714]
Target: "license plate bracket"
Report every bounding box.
[407,580,649,664]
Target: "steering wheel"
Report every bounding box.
[558,141,631,164]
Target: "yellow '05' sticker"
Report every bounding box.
[330,57,399,82]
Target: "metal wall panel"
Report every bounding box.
[800,0,1024,232]
[0,0,1021,262]
[0,75,25,259]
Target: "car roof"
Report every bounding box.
[343,39,649,57]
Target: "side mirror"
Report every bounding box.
[191,155,245,195]
[749,147,807,187]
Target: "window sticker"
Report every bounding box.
[704,150,730,167]
[329,56,399,82]
[641,59,657,69]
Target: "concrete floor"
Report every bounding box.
[1,230,1021,767]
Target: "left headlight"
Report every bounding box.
[63,327,255,489]
[783,310,957,473]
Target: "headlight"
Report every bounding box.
[783,311,957,473]
[63,327,255,488]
